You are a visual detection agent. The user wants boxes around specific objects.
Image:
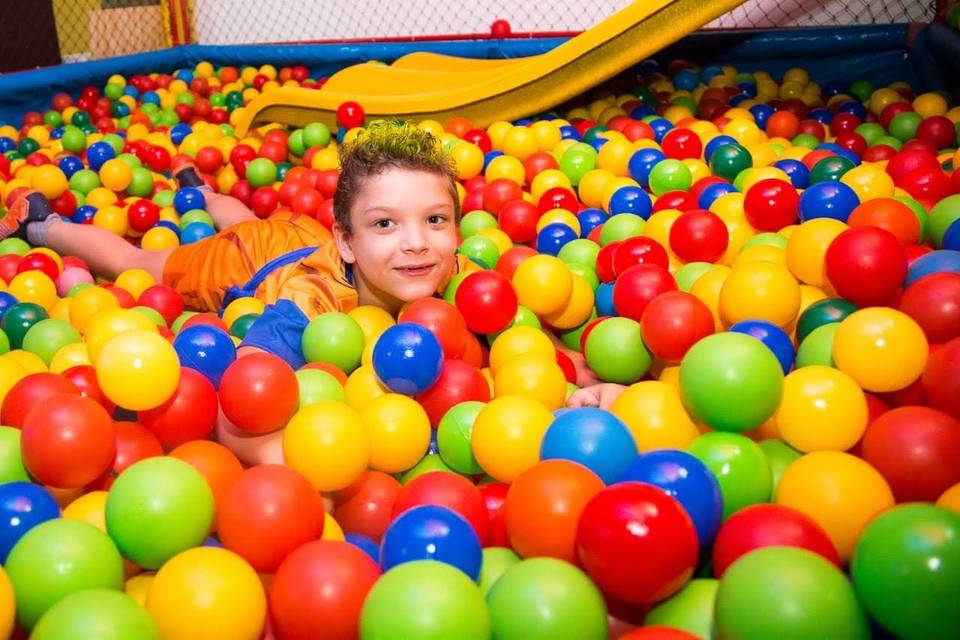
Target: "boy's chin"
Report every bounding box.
[391,280,444,305]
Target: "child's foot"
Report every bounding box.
[0,191,54,240]
[172,163,211,191]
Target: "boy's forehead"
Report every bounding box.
[354,169,454,211]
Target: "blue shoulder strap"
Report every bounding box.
[219,245,318,315]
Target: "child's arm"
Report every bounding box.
[566,383,627,409]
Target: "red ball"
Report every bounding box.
[138,368,218,450]
[1,373,79,429]
[830,112,862,134]
[524,152,559,185]
[415,359,490,427]
[916,115,957,149]
[661,128,703,160]
[336,101,365,129]
[490,19,512,38]
[399,298,468,359]
[20,394,116,488]
[613,236,670,275]
[250,186,279,218]
[744,178,800,231]
[461,188,485,215]
[218,353,299,435]
[595,242,619,283]
[537,187,579,215]
[879,102,913,128]
[824,226,906,307]
[104,284,135,309]
[16,253,59,281]
[494,246,537,281]
[899,273,960,343]
[482,178,523,215]
[652,190,697,213]
[144,145,171,172]
[640,291,715,362]
[89,421,164,491]
[218,464,325,572]
[669,209,729,263]
[576,482,698,604]
[194,146,223,174]
[229,144,257,177]
[291,187,322,217]
[126,199,160,234]
[315,169,340,199]
[886,149,941,186]
[711,504,840,578]
[479,481,510,547]
[922,337,960,419]
[613,264,678,322]
[454,270,518,335]
[333,471,402,543]
[49,190,77,217]
[391,471,489,543]
[900,168,952,203]
[498,199,539,244]
[620,628,699,640]
[60,365,115,414]
[861,406,960,502]
[463,129,492,154]
[269,540,380,640]
[137,285,184,327]
[862,144,898,163]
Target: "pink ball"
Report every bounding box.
[55,267,95,296]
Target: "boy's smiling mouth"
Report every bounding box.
[395,263,437,277]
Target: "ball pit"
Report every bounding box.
[0,47,956,639]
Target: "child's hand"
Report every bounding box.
[566,383,627,410]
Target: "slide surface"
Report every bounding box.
[235,0,745,135]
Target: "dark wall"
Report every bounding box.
[0,0,62,73]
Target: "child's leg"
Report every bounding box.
[44,219,173,282]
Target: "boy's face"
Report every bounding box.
[333,167,459,314]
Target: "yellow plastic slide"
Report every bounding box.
[234,0,744,135]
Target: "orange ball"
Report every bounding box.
[846,197,921,246]
[765,111,800,139]
[169,440,244,514]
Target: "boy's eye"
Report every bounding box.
[427,214,448,225]
[374,219,394,229]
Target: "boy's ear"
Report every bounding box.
[332,222,356,264]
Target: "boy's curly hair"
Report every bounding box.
[333,121,460,233]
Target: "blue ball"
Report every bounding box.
[704,135,738,163]
[649,118,673,143]
[0,137,15,153]
[0,291,18,320]
[482,150,503,171]
[559,125,581,141]
[698,182,738,210]
[180,221,215,244]
[536,222,578,256]
[0,482,60,562]
[345,533,380,563]
[608,186,652,219]
[380,505,482,579]
[155,220,181,236]
[837,101,867,120]
[673,69,699,92]
[173,187,206,214]
[173,324,237,388]
[577,208,608,238]
[170,123,192,145]
[49,128,64,141]
[905,249,960,286]
[729,320,796,374]
[540,407,637,484]
[798,181,860,222]
[751,104,774,129]
[596,282,616,317]
[773,159,810,188]
[86,141,115,171]
[71,205,97,224]
[57,155,84,178]
[942,219,960,252]
[618,449,723,546]
[372,322,443,395]
[141,91,161,106]
[202,536,223,548]
[808,108,834,124]
[628,148,666,187]
[630,105,656,120]
[587,137,607,154]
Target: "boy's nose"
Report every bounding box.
[401,224,429,251]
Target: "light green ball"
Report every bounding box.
[301,312,365,374]
[22,319,82,365]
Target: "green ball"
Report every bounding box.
[230,313,259,339]
[18,138,39,156]
[2,302,49,350]
[584,317,652,384]
[559,149,596,186]
[116,153,141,169]
[0,328,9,355]
[559,309,596,352]
[43,110,63,128]
[360,560,490,639]
[645,578,718,639]
[178,209,215,229]
[809,156,855,184]
[105,457,214,569]
[741,232,788,251]
[487,305,543,346]
[889,111,923,142]
[479,547,521,596]
[459,211,498,237]
[102,134,125,155]
[852,504,960,640]
[21,319,82,365]
[68,169,101,195]
[104,83,124,101]
[458,235,500,270]
[152,189,175,209]
[302,122,332,148]
[443,272,470,305]
[716,547,869,640]
[796,322,838,368]
[688,432,772,519]
[288,129,306,157]
[245,157,278,188]
[599,213,645,246]
[758,438,802,494]
[301,311,365,374]
[675,262,714,292]
[679,332,784,432]
[0,237,30,257]
[893,195,928,243]
[928,193,960,247]
[67,283,93,297]
[791,134,821,150]
[70,111,91,127]
[649,158,693,196]
[709,144,752,182]
[437,400,485,474]
[175,92,196,107]
[874,135,903,151]
[31,589,159,640]
[567,263,599,292]
[295,368,346,407]
[849,80,875,103]
[487,557,607,640]
[127,167,154,197]
[61,127,87,154]
[131,306,167,327]
[796,298,857,344]
[0,426,29,482]
[160,109,179,127]
[5,519,124,629]
[557,238,600,268]
[398,454,463,484]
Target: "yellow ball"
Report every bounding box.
[5,350,46,374]
[93,204,130,237]
[283,400,370,491]
[511,254,573,315]
[719,260,800,328]
[222,297,266,331]
[477,228,513,256]
[690,265,730,331]
[70,286,120,334]
[733,244,787,267]
[578,169,616,209]
[141,226,180,251]
[536,209,579,236]
[30,164,69,200]
[530,121,562,151]
[344,365,388,409]
[785,218,847,286]
[484,154,525,186]
[530,169,572,201]
[125,573,154,607]
[596,139,635,177]
[494,353,567,410]
[832,308,928,393]
[0,567,13,640]
[449,142,484,180]
[486,121,514,151]
[114,268,156,299]
[95,330,180,411]
[359,393,431,473]
[643,209,682,251]
[8,270,57,311]
[609,380,700,451]
[85,187,119,210]
[145,547,266,640]
[85,308,158,364]
[471,395,553,482]
[320,512,345,542]
[0,359,26,407]
[937,483,960,514]
[543,274,595,330]
[348,305,395,344]
[913,92,948,118]
[502,126,539,161]
[99,158,134,192]
[776,366,867,452]
[839,164,894,201]
[489,326,555,374]
[63,490,109,530]
[775,451,894,563]
[49,342,92,374]
[868,88,903,116]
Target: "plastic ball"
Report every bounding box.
[371,323,443,396]
[540,408,637,483]
[1,371,79,429]
[643,578,718,639]
[302,311,365,374]
[381,504,482,579]
[584,317,652,384]
[2,302,48,350]
[898,272,960,343]
[609,381,700,451]
[0,482,59,562]
[30,590,159,640]
[93,330,179,411]
[472,395,553,482]
[576,482,698,604]
[640,291,715,362]
[832,308,928,393]
[173,324,236,388]
[218,352,298,434]
[511,254,572,316]
[825,226,907,306]
[786,218,849,286]
[688,432,772,519]
[145,547,266,640]
[138,367,218,449]
[776,366,867,452]
[719,261,801,328]
[670,209,729,262]
[455,270,518,334]
[283,401,370,491]
[21,319,81,366]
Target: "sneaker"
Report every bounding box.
[172,163,208,190]
[0,191,53,240]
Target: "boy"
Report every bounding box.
[1,122,469,368]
